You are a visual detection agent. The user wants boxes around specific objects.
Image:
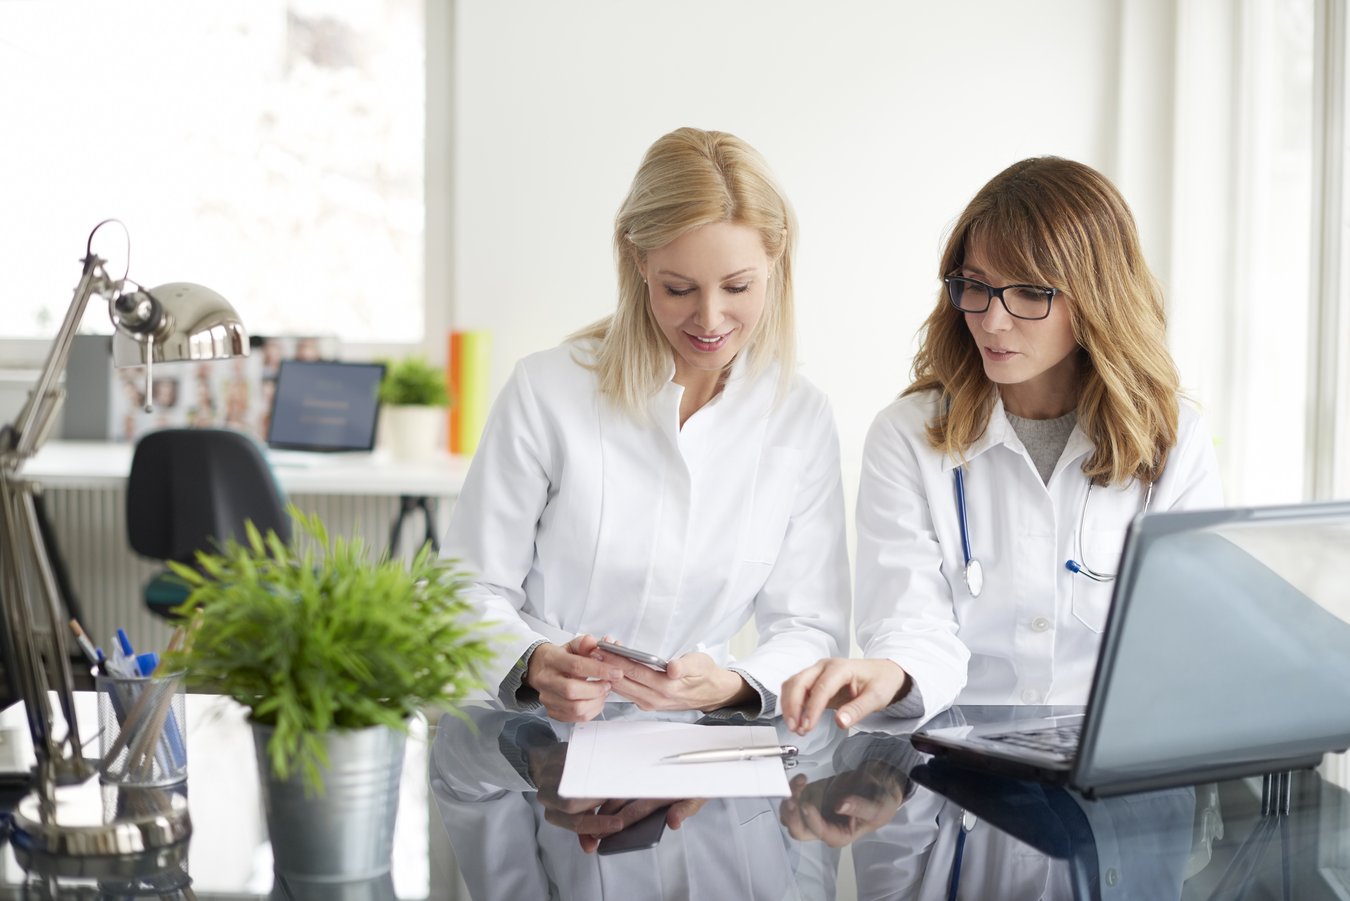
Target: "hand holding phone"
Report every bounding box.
[597,640,669,672]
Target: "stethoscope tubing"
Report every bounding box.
[952,465,1154,597]
[954,466,985,597]
[954,465,974,566]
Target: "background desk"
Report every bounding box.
[20,440,468,653]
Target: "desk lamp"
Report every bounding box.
[0,220,247,855]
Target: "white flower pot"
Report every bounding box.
[383,404,444,462]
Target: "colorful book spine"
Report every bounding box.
[448,330,491,456]
[448,332,463,452]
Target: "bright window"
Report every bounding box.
[0,0,425,343]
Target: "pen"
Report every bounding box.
[68,619,100,669]
[661,744,798,764]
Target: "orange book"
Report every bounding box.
[448,331,464,453]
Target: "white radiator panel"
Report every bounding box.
[40,488,450,658]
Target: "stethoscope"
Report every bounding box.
[953,465,1156,597]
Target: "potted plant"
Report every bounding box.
[164,509,492,882]
[378,356,451,462]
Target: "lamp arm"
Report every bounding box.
[4,253,120,464]
[0,249,123,809]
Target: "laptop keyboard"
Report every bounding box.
[982,722,1082,759]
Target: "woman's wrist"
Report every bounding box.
[713,668,755,709]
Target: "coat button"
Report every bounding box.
[1021,688,1043,703]
[1031,617,1050,632]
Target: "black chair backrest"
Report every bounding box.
[127,428,290,564]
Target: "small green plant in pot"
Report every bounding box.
[379,356,451,408]
[378,356,450,462]
[164,508,492,880]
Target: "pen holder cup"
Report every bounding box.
[96,671,188,787]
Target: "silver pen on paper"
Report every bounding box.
[661,744,799,764]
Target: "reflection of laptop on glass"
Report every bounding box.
[266,360,385,463]
[911,501,1350,798]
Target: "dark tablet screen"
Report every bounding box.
[266,360,385,452]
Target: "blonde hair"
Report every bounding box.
[570,127,797,414]
[907,157,1179,486]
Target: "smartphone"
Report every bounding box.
[596,640,669,672]
[597,804,670,855]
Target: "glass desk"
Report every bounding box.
[1,699,1347,899]
[0,694,434,900]
[429,703,1350,901]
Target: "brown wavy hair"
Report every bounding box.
[571,127,797,414]
[906,157,1178,486]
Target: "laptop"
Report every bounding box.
[265,360,385,462]
[911,501,1350,797]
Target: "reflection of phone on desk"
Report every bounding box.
[597,640,669,672]
[597,804,670,855]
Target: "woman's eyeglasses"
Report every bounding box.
[944,275,1059,321]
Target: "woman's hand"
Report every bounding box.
[597,647,754,712]
[780,658,909,735]
[526,634,626,723]
[779,764,908,847]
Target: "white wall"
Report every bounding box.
[451,0,1145,517]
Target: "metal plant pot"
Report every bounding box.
[252,722,406,883]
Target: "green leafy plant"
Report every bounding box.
[378,356,450,407]
[163,508,492,793]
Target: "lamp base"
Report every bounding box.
[9,781,191,859]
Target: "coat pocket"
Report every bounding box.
[1070,528,1127,632]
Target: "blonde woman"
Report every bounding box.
[445,127,849,725]
[783,157,1222,734]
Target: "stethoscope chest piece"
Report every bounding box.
[964,558,984,598]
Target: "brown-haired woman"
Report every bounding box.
[783,156,1223,734]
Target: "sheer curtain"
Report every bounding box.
[1165,0,1315,507]
[1155,0,1350,806]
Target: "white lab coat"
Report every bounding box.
[444,343,850,713]
[855,390,1223,716]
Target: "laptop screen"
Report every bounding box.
[266,360,385,452]
[1078,501,1350,791]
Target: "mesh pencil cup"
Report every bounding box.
[96,671,187,787]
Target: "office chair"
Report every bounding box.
[126,428,291,619]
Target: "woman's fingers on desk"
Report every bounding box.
[780,774,847,846]
[780,661,827,731]
[781,773,889,848]
[781,658,909,735]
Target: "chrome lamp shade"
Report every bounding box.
[110,282,249,370]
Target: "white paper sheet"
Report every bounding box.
[557,720,791,799]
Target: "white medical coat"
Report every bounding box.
[855,391,1223,716]
[444,343,850,714]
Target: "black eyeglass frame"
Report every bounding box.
[943,275,1060,321]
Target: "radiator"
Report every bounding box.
[39,487,450,657]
